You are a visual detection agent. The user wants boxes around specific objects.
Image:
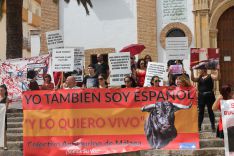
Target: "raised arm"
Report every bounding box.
[190,68,199,82]
[212,95,223,111]
[211,68,221,81]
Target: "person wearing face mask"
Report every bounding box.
[191,67,220,132]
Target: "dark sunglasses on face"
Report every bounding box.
[154,80,160,83]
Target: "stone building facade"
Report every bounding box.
[0,0,41,60]
[39,0,234,88]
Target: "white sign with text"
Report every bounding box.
[108,52,131,86]
[52,48,74,72]
[221,99,234,156]
[144,62,166,87]
[46,30,64,51]
[166,37,189,59]
[73,47,84,82]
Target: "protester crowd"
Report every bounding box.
[1,53,230,151]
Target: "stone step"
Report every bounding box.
[7,122,22,128]
[200,139,224,148]
[202,118,218,124]
[7,141,23,150]
[136,147,225,156]
[4,140,224,156]
[7,113,23,118]
[7,109,23,113]
[201,123,217,132]
[7,117,23,122]
[0,150,22,156]
[204,111,220,117]
[7,133,22,142]
[7,128,23,133]
[199,132,216,139]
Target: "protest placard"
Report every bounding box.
[46,30,64,51]
[73,47,84,82]
[169,64,183,75]
[108,52,131,86]
[52,48,74,72]
[27,63,47,85]
[166,37,188,60]
[23,87,199,156]
[0,104,6,147]
[190,48,219,69]
[0,55,50,102]
[144,62,166,87]
[221,99,234,156]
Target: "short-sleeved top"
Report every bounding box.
[136,69,146,87]
[95,63,109,78]
[40,83,54,90]
[83,75,98,88]
[198,74,213,93]
[28,80,40,90]
[0,97,7,103]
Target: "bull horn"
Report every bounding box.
[172,102,192,109]
[141,104,156,112]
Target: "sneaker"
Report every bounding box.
[4,147,8,150]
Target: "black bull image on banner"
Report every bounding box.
[141,101,192,149]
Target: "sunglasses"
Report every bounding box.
[154,80,160,83]
[98,78,104,80]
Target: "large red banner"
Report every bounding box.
[23,87,199,155]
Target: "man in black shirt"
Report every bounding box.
[83,64,98,88]
[95,54,109,79]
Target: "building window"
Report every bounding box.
[166,28,185,37]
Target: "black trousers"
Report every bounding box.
[198,92,216,128]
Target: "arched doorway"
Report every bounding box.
[217,6,234,87]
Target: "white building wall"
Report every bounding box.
[59,0,137,51]
[156,0,195,74]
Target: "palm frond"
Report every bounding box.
[53,0,93,15]
[76,0,93,15]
